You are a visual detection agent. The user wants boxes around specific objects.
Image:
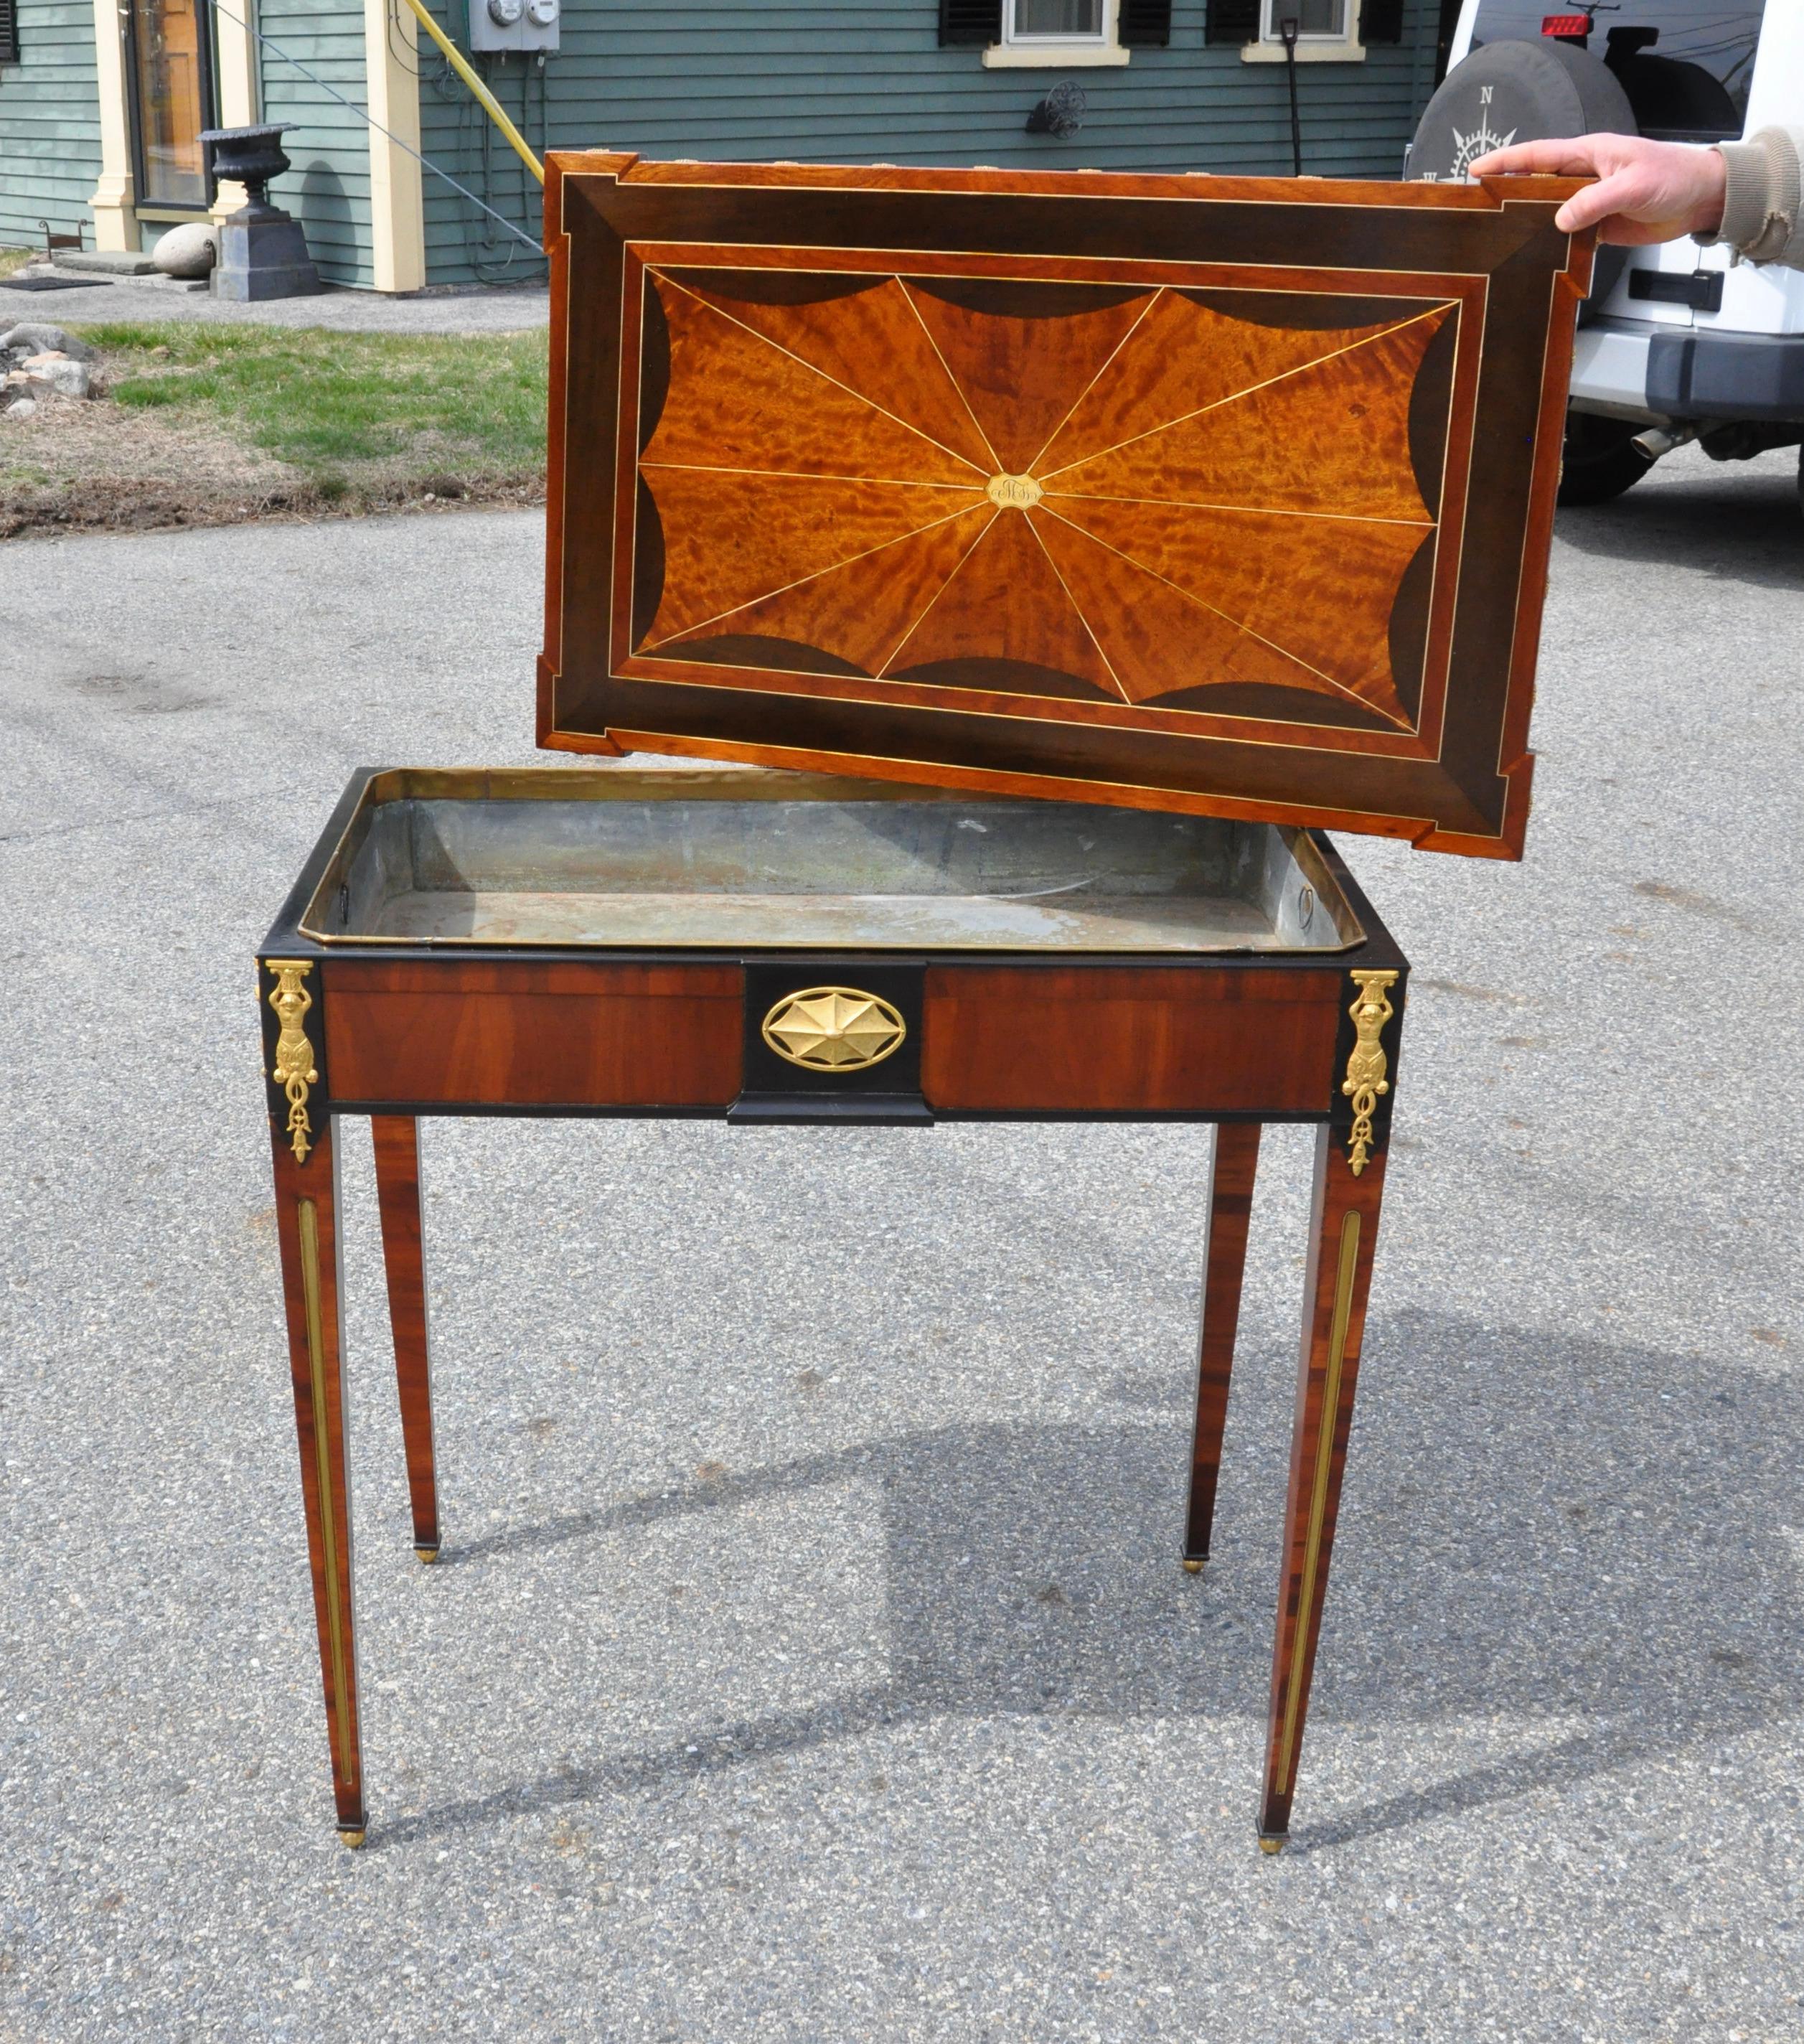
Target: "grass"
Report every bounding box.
[0,245,35,281]
[73,320,549,497]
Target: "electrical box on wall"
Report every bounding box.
[469,0,558,55]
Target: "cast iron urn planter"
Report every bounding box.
[198,123,325,301]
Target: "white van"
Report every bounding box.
[1410,1,1804,502]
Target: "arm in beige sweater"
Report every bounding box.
[1468,129,1804,271]
[1709,127,1804,269]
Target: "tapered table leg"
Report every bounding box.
[1183,1121,1262,1570]
[1258,1127,1387,1851]
[271,1119,367,1846]
[372,1115,439,1561]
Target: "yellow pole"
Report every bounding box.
[392,0,544,185]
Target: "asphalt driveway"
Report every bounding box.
[1,445,1800,2042]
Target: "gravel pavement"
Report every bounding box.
[2,446,1801,2042]
[1,266,548,332]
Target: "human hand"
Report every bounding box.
[1465,132,1727,245]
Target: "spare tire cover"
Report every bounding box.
[1406,37,1636,182]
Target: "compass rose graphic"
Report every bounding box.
[1450,114,1518,177]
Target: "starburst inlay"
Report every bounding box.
[635,268,1456,731]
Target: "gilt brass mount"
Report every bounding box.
[268,962,319,1164]
[761,986,907,1072]
[1341,970,1397,1176]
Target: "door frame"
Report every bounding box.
[122,0,220,216]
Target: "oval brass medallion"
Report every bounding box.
[761,986,907,1072]
[985,472,1043,509]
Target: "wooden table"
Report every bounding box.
[261,767,1408,1850]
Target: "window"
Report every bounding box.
[1005,0,1107,44]
[0,0,19,67]
[946,0,1170,63]
[982,0,1134,65]
[1241,0,1366,61]
[1266,0,1348,37]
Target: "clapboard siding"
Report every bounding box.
[418,0,1440,288]
[4,0,1440,290]
[0,0,101,253]
[255,0,375,286]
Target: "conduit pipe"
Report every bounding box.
[393,0,545,185]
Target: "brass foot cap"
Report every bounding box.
[414,1547,439,1565]
[339,1828,367,1850]
[1181,1557,1205,1575]
[1257,1834,1286,1856]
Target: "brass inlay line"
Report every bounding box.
[299,1198,352,1763]
[1343,970,1399,1176]
[1034,502,1411,726]
[642,499,990,652]
[641,461,987,494]
[896,278,1005,475]
[1022,509,1132,705]
[651,270,990,477]
[268,962,318,1166]
[1022,284,1166,474]
[1035,303,1451,485]
[1044,488,1434,530]
[1274,1207,1361,1799]
[875,507,1002,675]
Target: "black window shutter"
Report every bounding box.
[0,0,20,67]
[1119,0,1173,46]
[939,0,1003,44]
[1361,0,1406,42]
[1204,0,1262,46]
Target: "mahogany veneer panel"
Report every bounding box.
[540,156,1592,858]
[323,960,743,1107]
[922,966,1341,1112]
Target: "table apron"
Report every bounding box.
[319,959,1348,1116]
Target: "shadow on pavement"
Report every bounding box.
[377,1308,1803,1852]
[1555,455,1803,589]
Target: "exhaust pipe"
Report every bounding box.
[1631,423,1699,464]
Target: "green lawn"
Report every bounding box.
[0,245,36,281]
[71,320,548,500]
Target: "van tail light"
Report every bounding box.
[1541,13,1590,32]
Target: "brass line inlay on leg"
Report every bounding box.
[1274,1206,1361,1799]
[1342,970,1397,1176]
[299,1197,352,1767]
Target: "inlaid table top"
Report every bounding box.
[539,159,1591,859]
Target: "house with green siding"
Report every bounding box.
[1,1,1451,294]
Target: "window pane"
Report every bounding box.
[1014,0,1103,35]
[1265,0,1347,34]
[130,0,210,208]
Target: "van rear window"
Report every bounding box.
[1470,4,1762,135]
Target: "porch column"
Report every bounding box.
[363,0,426,291]
[209,0,260,222]
[88,0,139,250]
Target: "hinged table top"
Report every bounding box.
[539,158,1592,858]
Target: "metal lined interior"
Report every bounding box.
[302,772,1362,953]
